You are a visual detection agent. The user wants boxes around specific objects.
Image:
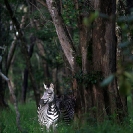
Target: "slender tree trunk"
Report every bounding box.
[36,38,50,80]
[21,68,28,103]
[6,38,17,73]
[0,75,8,108]
[0,6,8,108]
[21,34,36,103]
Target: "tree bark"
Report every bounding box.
[0,71,22,131]
[21,34,36,103]
[36,38,50,80]
[46,0,76,72]
[0,6,8,109]
[92,0,127,121]
[6,37,17,73]
[21,68,28,103]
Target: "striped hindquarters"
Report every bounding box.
[59,95,75,124]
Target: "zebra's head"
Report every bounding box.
[41,83,55,104]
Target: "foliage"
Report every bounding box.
[74,70,103,86]
[116,10,133,95]
[62,0,78,27]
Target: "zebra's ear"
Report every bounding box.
[50,83,54,89]
[43,83,48,90]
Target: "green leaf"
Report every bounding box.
[100,74,115,87]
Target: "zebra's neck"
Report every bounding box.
[48,101,57,111]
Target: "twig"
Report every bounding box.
[36,0,47,8]
[7,38,17,71]
[29,1,46,20]
[0,71,9,81]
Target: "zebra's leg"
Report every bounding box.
[40,125,46,132]
[52,123,58,133]
[40,126,43,132]
[46,124,50,132]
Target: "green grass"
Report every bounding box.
[0,102,41,133]
[1,101,133,133]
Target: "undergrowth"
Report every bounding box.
[0,100,133,133]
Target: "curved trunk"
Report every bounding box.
[46,0,76,73]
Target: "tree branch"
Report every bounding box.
[4,0,22,37]
[46,0,77,72]
[7,37,17,72]
[0,70,22,132]
[36,0,47,8]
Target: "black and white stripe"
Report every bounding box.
[59,95,75,124]
[37,83,76,131]
[37,83,59,132]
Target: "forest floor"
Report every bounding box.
[0,96,133,133]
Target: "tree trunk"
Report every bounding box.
[21,68,28,103]
[0,75,8,108]
[92,0,127,121]
[75,0,94,120]
[45,0,127,123]
[0,6,8,109]
[36,38,50,80]
[21,34,36,103]
[6,38,17,73]
[46,0,84,120]
[46,0,76,72]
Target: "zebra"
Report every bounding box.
[59,95,75,125]
[37,83,76,131]
[37,83,60,132]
